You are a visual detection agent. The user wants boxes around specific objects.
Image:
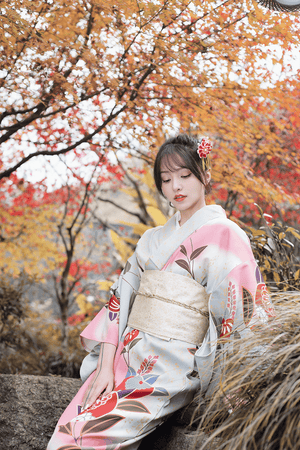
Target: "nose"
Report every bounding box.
[172,175,182,191]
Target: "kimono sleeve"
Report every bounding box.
[80,250,141,352]
[80,294,120,353]
[79,251,140,382]
[195,257,276,396]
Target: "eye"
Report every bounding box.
[162,179,170,183]
[181,173,191,179]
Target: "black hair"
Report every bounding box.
[153,134,211,196]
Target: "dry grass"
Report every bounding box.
[194,291,300,450]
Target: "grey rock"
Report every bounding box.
[0,374,81,450]
[0,374,216,450]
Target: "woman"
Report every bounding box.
[47,134,275,450]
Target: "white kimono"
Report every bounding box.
[48,205,275,450]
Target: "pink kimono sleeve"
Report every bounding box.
[80,294,120,352]
[212,259,276,340]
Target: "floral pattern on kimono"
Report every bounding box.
[47,205,275,450]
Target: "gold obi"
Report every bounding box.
[127,270,210,346]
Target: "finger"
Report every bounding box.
[101,381,114,397]
[83,382,108,408]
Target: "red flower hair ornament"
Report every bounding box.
[197,137,212,158]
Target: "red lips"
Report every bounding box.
[174,195,186,202]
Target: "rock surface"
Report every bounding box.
[0,374,214,450]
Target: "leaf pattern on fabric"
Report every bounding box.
[150,387,169,396]
[129,338,142,350]
[80,415,124,436]
[255,281,276,320]
[175,240,208,279]
[117,400,150,414]
[190,246,207,261]
[143,374,159,384]
[220,281,237,338]
[58,423,73,436]
[187,348,197,355]
[180,245,188,257]
[243,287,254,326]
[175,259,192,275]
[137,355,159,375]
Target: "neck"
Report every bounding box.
[179,201,206,227]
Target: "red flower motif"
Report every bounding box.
[108,295,120,313]
[197,137,212,158]
[82,391,118,419]
[220,318,234,338]
[123,329,139,346]
[255,283,276,318]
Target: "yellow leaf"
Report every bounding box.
[97,280,114,291]
[146,206,167,226]
[286,228,300,240]
[75,294,94,315]
[110,230,133,263]
[119,221,150,237]
[273,272,281,283]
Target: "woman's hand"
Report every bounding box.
[81,342,116,410]
[81,366,114,410]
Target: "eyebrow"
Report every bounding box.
[160,167,189,174]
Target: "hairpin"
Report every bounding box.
[197,137,212,158]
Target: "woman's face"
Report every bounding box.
[160,155,211,225]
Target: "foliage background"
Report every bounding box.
[0,0,299,378]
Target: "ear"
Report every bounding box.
[205,170,211,185]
